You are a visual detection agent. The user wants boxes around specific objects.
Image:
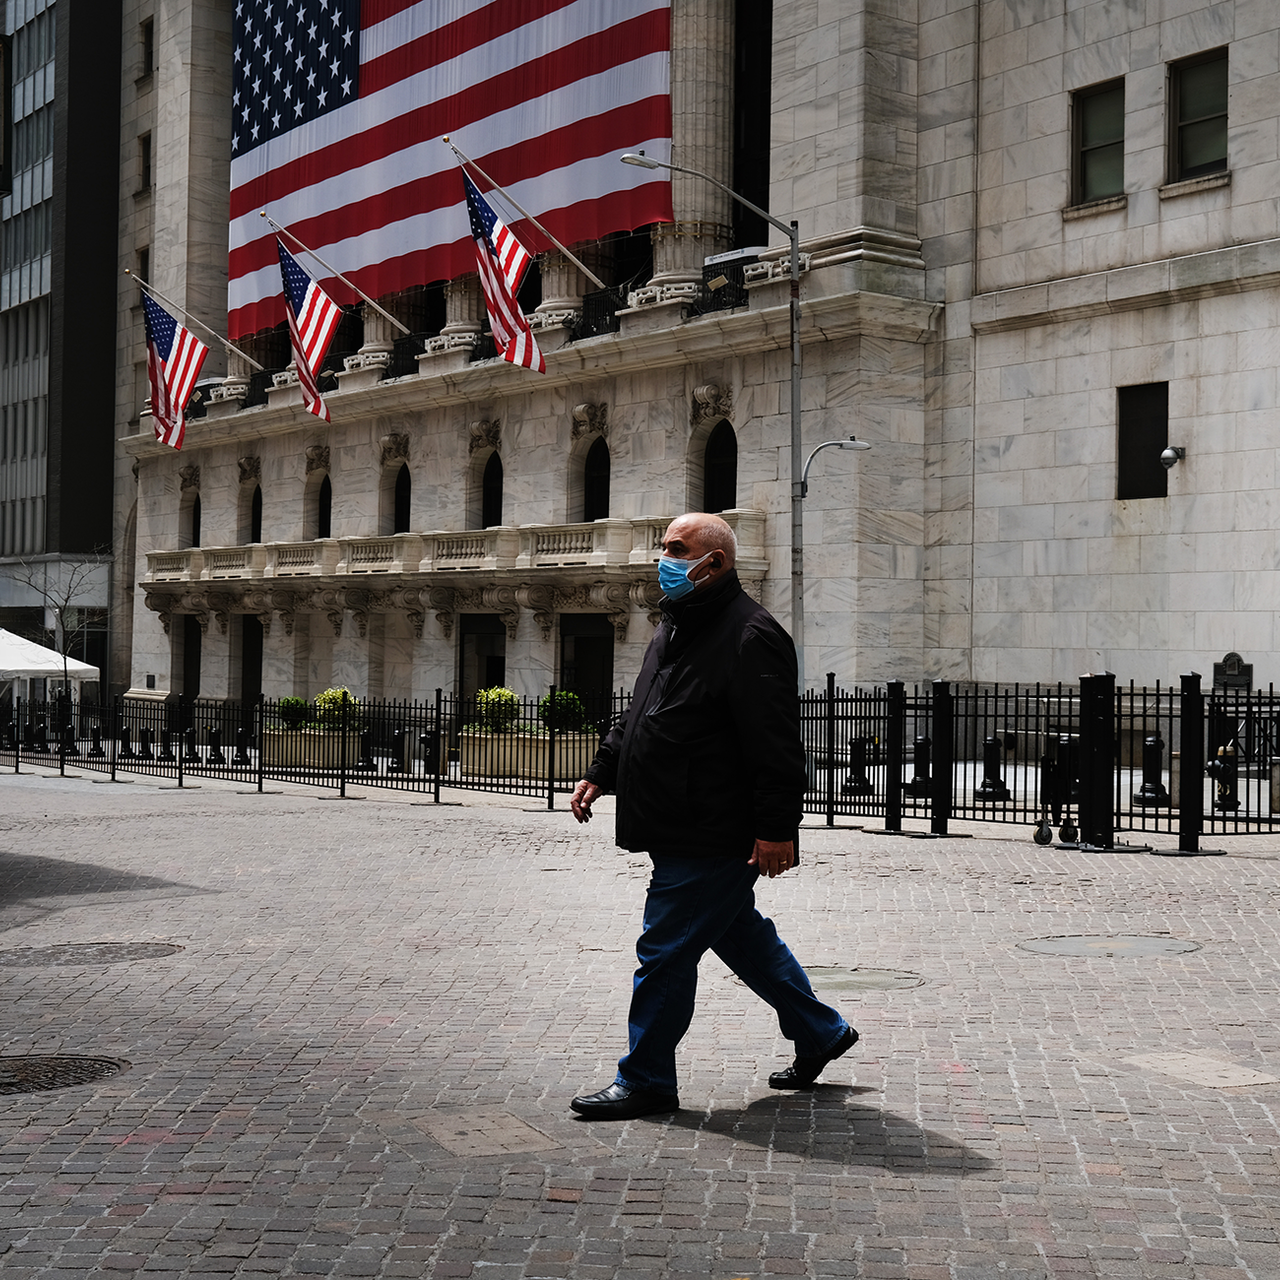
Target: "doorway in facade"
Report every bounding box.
[459,614,507,704]
[559,614,615,720]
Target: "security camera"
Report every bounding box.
[1160,446,1185,470]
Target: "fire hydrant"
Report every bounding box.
[1205,741,1239,811]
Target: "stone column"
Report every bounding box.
[646,0,734,291]
[441,275,484,337]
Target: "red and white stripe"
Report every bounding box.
[228,0,672,339]
[148,327,208,450]
[286,281,343,421]
[474,223,545,373]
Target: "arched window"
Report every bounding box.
[393,464,411,533]
[249,484,263,543]
[703,420,737,513]
[582,436,610,521]
[482,452,503,528]
[317,474,332,539]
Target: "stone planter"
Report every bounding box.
[261,727,363,769]
[459,729,597,780]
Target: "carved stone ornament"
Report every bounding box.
[238,456,262,485]
[467,419,501,454]
[379,432,409,467]
[131,458,139,482]
[692,383,733,425]
[571,403,608,441]
[178,464,200,491]
[305,444,330,474]
[516,584,556,641]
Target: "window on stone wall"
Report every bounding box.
[1117,382,1169,500]
[317,474,332,539]
[140,17,155,79]
[481,452,503,528]
[582,436,610,522]
[703,421,738,513]
[393,463,411,533]
[1170,50,1228,182]
[1073,79,1125,204]
[250,485,262,542]
[139,133,152,191]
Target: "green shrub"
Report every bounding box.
[474,686,520,732]
[314,686,354,728]
[537,689,589,732]
[277,696,310,728]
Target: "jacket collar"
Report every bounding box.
[661,568,743,628]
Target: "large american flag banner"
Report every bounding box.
[229,0,673,341]
[277,240,344,420]
[462,171,545,374]
[142,293,209,450]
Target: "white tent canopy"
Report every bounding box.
[0,627,99,686]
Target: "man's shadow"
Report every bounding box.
[669,1085,994,1175]
[0,851,210,933]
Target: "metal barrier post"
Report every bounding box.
[1077,671,1116,848]
[885,681,904,832]
[256,694,265,793]
[434,688,444,804]
[110,698,119,783]
[930,681,952,836]
[339,691,349,799]
[547,685,557,811]
[825,672,836,827]
[13,696,20,772]
[1179,672,1204,853]
[177,696,186,788]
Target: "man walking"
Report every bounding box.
[568,513,857,1120]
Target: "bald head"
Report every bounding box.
[661,514,737,589]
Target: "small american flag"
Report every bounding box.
[463,171,545,374]
[277,239,344,420]
[142,293,209,450]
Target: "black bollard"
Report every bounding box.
[207,725,226,766]
[118,726,135,759]
[904,735,931,798]
[34,722,47,752]
[975,735,1010,802]
[388,727,405,773]
[138,727,155,761]
[841,736,874,795]
[87,722,106,758]
[1133,734,1170,806]
[182,726,200,763]
[232,727,251,765]
[62,722,80,757]
[419,731,437,775]
[158,729,176,762]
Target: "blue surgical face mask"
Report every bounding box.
[658,550,714,601]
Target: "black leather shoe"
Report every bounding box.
[768,1025,859,1089]
[570,1081,679,1119]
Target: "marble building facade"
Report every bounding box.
[113,0,1280,704]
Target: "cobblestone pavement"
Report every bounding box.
[1,767,1278,1280]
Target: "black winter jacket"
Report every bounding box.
[584,570,807,855]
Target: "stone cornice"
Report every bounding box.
[971,236,1280,335]
[122,286,940,458]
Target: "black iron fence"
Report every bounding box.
[3,674,1275,850]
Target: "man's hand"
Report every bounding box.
[570,779,601,824]
[749,839,794,878]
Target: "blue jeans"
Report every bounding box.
[616,851,849,1093]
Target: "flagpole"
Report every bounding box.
[444,138,613,294]
[260,213,413,336]
[126,270,265,371]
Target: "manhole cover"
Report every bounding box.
[0,1056,129,1095]
[0,943,184,967]
[1017,935,1200,958]
[803,966,924,991]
